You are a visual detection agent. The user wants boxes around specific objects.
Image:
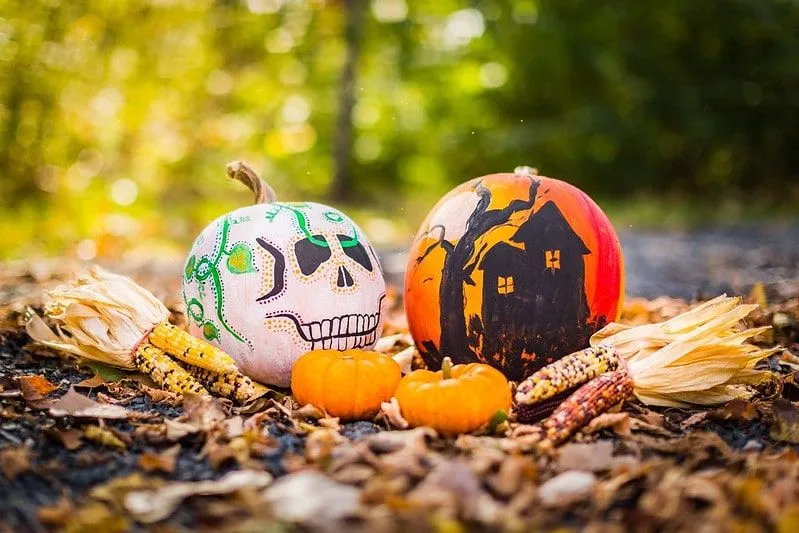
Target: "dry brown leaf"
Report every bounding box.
[407,459,502,522]
[125,470,273,524]
[63,501,130,533]
[0,445,32,480]
[181,393,228,430]
[373,332,413,354]
[707,398,759,422]
[221,415,244,439]
[538,471,597,507]
[83,424,127,451]
[391,346,416,375]
[777,505,799,533]
[18,374,58,401]
[36,497,73,527]
[293,403,324,420]
[379,397,409,430]
[305,428,343,465]
[139,384,180,405]
[263,470,360,526]
[681,411,709,429]
[318,416,341,431]
[771,399,799,443]
[32,388,130,419]
[584,412,632,438]
[74,375,109,389]
[90,472,158,512]
[555,441,628,473]
[485,455,537,499]
[137,444,180,474]
[366,427,435,454]
[165,419,200,441]
[45,428,84,451]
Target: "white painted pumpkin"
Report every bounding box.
[182,163,386,387]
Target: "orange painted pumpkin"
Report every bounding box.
[394,357,511,435]
[404,167,624,382]
[291,349,401,420]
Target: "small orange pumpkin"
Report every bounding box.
[291,349,401,420]
[394,357,511,435]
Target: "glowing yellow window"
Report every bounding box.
[497,276,515,294]
[545,249,561,271]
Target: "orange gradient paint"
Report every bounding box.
[404,171,624,382]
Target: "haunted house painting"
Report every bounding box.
[477,200,591,378]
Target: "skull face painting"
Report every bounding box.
[183,201,386,387]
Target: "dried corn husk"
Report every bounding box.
[591,295,776,407]
[26,266,169,369]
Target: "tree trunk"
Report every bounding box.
[330,0,365,202]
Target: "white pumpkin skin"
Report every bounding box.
[182,201,386,387]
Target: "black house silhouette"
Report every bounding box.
[477,200,591,379]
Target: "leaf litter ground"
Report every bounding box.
[1,260,799,532]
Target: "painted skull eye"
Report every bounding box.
[337,235,373,272]
[295,235,332,275]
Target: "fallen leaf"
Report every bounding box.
[584,412,631,438]
[165,419,200,441]
[18,375,57,401]
[707,398,759,422]
[90,472,158,511]
[37,497,73,527]
[84,362,130,383]
[366,427,434,454]
[555,441,620,473]
[409,459,474,504]
[391,346,416,375]
[263,470,361,526]
[538,471,597,507]
[181,393,228,430]
[83,424,127,451]
[379,397,409,430]
[777,505,799,533]
[75,375,110,389]
[681,411,708,429]
[32,388,130,419]
[484,455,537,499]
[0,445,32,480]
[373,333,413,353]
[45,428,84,451]
[771,399,799,443]
[293,403,324,420]
[63,501,130,533]
[137,444,180,474]
[139,384,181,404]
[125,470,273,523]
[305,428,343,465]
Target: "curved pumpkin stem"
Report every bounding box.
[226,161,278,205]
[441,357,453,380]
[513,165,539,177]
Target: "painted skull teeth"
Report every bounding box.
[273,304,383,352]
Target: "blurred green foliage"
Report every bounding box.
[1,0,798,260]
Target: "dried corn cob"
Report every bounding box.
[183,364,270,403]
[26,267,250,397]
[515,346,621,406]
[134,343,209,396]
[148,321,239,375]
[539,370,634,447]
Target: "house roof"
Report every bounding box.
[512,200,590,255]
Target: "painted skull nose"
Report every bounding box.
[336,265,354,287]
